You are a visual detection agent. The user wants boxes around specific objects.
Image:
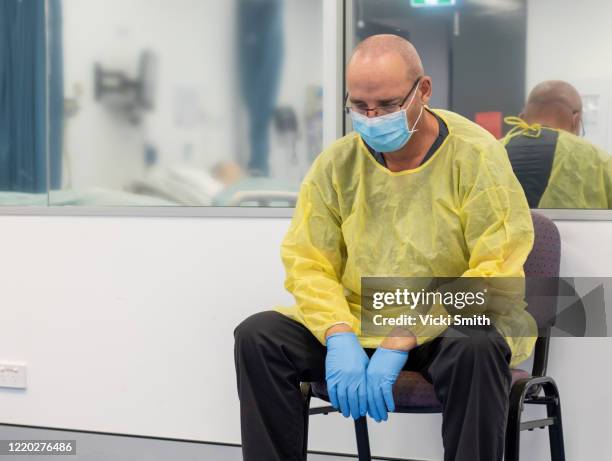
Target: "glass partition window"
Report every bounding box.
[2,0,612,212]
[1,0,324,207]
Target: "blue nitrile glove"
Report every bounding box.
[325,332,369,420]
[366,347,409,422]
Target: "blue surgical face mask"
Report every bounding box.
[350,84,424,153]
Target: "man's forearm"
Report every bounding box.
[325,323,354,340]
[380,327,417,351]
[325,324,417,351]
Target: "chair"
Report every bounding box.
[302,211,566,460]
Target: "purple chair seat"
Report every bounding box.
[311,368,530,412]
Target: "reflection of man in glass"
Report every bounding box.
[235,35,535,461]
[503,80,612,209]
[237,0,284,177]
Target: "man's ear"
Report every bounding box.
[420,76,433,105]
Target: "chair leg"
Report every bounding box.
[505,377,566,461]
[301,383,312,461]
[353,417,372,461]
[505,379,525,461]
[542,382,566,461]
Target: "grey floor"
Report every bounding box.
[0,424,375,461]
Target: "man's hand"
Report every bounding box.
[325,329,369,420]
[366,328,415,422]
[366,347,408,422]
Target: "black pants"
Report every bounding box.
[234,311,512,461]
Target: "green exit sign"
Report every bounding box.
[411,0,456,7]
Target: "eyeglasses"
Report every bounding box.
[573,110,586,137]
[344,77,422,116]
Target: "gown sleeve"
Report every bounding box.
[280,160,357,344]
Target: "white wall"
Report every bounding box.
[527,0,612,152]
[527,0,612,88]
[0,216,610,460]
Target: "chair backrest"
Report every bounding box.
[524,211,561,330]
[523,212,561,378]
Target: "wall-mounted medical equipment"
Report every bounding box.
[94,50,158,124]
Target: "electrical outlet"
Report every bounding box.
[0,363,27,389]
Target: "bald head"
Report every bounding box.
[349,34,424,80]
[523,80,583,135]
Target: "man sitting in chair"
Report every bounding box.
[502,80,612,209]
[234,34,536,461]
